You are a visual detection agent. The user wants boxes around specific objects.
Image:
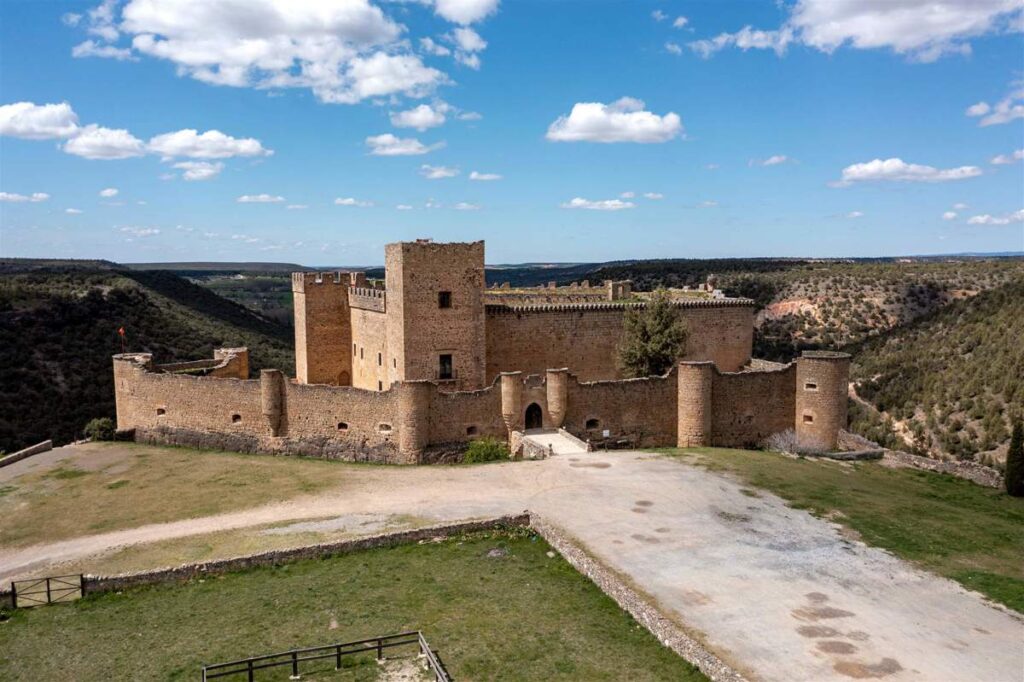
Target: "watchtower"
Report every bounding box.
[292,272,352,385]
[795,351,851,451]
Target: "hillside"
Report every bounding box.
[849,279,1024,465]
[0,266,294,453]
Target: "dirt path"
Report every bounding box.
[1,447,1021,682]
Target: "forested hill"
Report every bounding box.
[850,278,1024,465]
[0,266,294,453]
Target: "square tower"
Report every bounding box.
[385,240,486,390]
[292,272,352,385]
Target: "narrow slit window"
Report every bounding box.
[156,407,166,416]
[231,414,241,423]
[439,354,453,380]
[803,414,814,424]
[804,382,818,391]
[438,291,452,309]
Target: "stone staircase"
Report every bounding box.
[521,429,590,458]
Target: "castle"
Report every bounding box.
[113,239,850,463]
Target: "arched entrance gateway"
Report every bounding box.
[524,402,543,430]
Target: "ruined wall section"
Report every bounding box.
[710,364,796,447]
[485,300,753,382]
[386,240,486,390]
[563,370,678,448]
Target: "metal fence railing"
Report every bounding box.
[10,574,84,608]
[201,630,451,681]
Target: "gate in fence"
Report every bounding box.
[10,574,84,608]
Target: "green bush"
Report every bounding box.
[463,437,510,464]
[83,417,115,441]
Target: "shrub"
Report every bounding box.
[1006,422,1023,497]
[763,429,818,456]
[463,437,510,464]
[83,417,115,442]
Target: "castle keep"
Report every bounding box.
[113,239,850,463]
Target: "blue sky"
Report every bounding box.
[1,0,1022,265]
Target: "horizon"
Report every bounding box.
[1,1,1023,263]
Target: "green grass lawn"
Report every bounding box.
[0,443,349,547]
[0,530,706,681]
[661,447,1024,612]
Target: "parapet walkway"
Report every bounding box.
[522,428,589,456]
[1,446,1021,682]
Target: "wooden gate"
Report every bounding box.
[11,574,84,608]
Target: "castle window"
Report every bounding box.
[439,354,453,380]
[378,423,392,433]
[438,291,452,309]
[378,381,383,391]
[803,414,814,424]
[393,358,397,368]
[377,352,382,366]
[585,418,600,430]
[337,422,348,431]
[466,425,478,436]
[360,347,363,360]
[804,382,818,391]
[231,414,241,424]
[156,408,166,416]
[353,343,357,356]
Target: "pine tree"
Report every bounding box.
[1005,421,1023,497]
[618,289,688,378]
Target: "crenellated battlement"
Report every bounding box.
[349,286,386,313]
[291,271,348,293]
[485,298,755,314]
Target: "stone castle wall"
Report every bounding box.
[711,364,796,447]
[350,307,388,391]
[484,301,754,383]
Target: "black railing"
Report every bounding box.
[10,574,84,608]
[201,630,451,681]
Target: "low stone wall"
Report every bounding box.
[530,516,747,682]
[0,440,53,469]
[883,450,1004,489]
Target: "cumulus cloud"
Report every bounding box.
[457,111,482,121]
[366,133,441,156]
[434,0,499,25]
[644,192,664,199]
[831,158,982,187]
[689,0,1022,62]
[966,209,1024,225]
[560,197,635,211]
[0,192,50,202]
[396,204,414,210]
[64,125,146,159]
[620,191,636,199]
[967,85,1024,126]
[469,170,501,181]
[991,148,1024,164]
[391,103,448,130]
[420,164,459,179]
[72,40,135,61]
[148,129,272,159]
[65,208,84,214]
[237,194,285,203]
[846,210,864,218]
[173,161,225,180]
[953,202,968,210]
[652,10,667,22]
[752,154,791,166]
[453,201,480,210]
[99,187,119,197]
[420,37,451,57]
[943,211,958,220]
[673,16,689,29]
[0,101,80,139]
[546,97,683,144]
[665,42,683,56]
[334,197,373,207]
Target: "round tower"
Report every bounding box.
[500,372,523,434]
[260,369,285,437]
[677,362,714,447]
[795,351,851,451]
[545,368,569,429]
[397,381,432,464]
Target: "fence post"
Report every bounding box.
[376,637,383,661]
[10,581,16,609]
[247,659,254,682]
[335,645,342,670]
[290,650,299,679]
[79,574,85,599]
[45,578,52,604]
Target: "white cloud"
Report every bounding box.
[396,204,414,210]
[72,40,135,60]
[63,125,146,159]
[991,149,1024,164]
[665,42,683,55]
[62,12,82,26]
[452,27,487,52]
[334,197,373,207]
[391,103,448,130]
[705,163,720,170]
[365,133,441,156]
[420,37,451,57]
[173,160,225,180]
[434,0,499,25]
[457,111,482,121]
[147,129,272,159]
[831,158,982,187]
[966,209,1024,225]
[99,187,119,197]
[644,192,664,200]
[286,204,308,210]
[469,171,501,181]
[689,0,1023,62]
[652,10,667,22]
[420,164,459,179]
[425,198,442,208]
[0,192,49,203]
[560,197,635,211]
[453,201,480,210]
[120,226,160,237]
[966,86,1024,126]
[753,154,791,166]
[953,202,968,209]
[673,16,689,29]
[237,194,285,203]
[0,101,80,139]
[65,208,84,214]
[620,191,636,199]
[845,210,863,218]
[943,211,958,220]
[698,200,718,208]
[546,97,683,144]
